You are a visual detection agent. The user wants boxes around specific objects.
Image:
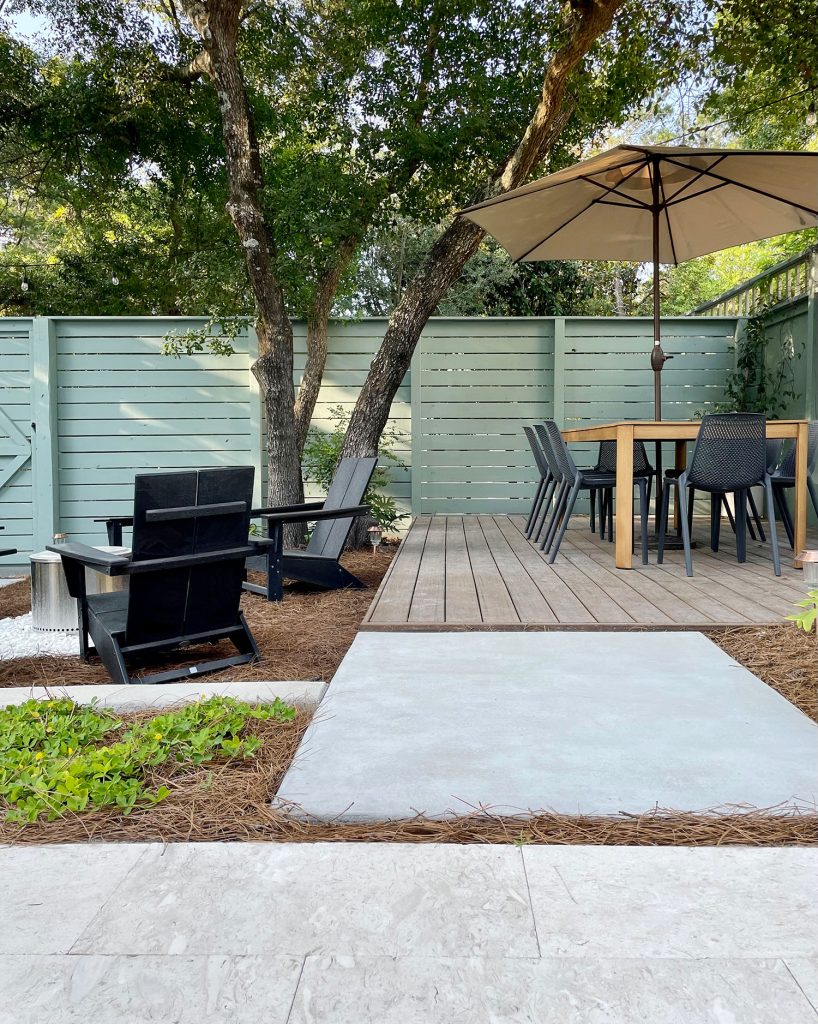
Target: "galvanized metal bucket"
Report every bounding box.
[30,546,130,633]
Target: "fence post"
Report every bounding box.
[30,317,59,549]
[247,323,264,507]
[410,339,422,516]
[553,317,566,427]
[806,251,818,420]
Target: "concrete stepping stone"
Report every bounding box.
[275,631,818,820]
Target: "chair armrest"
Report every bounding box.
[46,543,131,575]
[250,501,324,517]
[126,545,257,574]
[93,515,134,527]
[259,504,369,525]
[248,536,278,548]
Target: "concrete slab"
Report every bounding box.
[0,679,326,710]
[275,631,818,819]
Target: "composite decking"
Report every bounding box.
[362,514,812,630]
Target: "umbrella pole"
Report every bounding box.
[650,182,664,531]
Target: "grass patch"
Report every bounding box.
[0,695,296,824]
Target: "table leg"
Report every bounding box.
[615,424,634,569]
[673,440,687,532]
[794,421,809,566]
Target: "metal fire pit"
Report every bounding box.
[30,546,130,632]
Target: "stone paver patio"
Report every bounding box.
[1,843,817,1022]
[276,631,818,820]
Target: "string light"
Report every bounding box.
[111,273,119,285]
[20,272,28,293]
[808,97,817,129]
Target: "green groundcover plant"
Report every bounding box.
[0,695,295,824]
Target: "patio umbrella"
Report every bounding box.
[459,144,818,420]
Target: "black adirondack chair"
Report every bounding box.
[0,526,16,557]
[244,456,377,602]
[48,467,261,685]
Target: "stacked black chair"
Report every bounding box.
[538,421,650,565]
[769,420,818,548]
[523,426,554,538]
[658,413,781,577]
[49,467,260,685]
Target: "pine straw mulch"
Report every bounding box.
[3,700,816,847]
[0,547,394,687]
[706,624,818,725]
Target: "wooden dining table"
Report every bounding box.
[560,419,810,570]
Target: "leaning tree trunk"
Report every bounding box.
[341,0,625,543]
[181,0,303,520]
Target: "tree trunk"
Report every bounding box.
[180,0,303,520]
[341,0,626,471]
[294,236,358,453]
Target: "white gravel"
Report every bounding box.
[0,613,80,659]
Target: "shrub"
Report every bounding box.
[0,695,295,823]
[302,404,409,533]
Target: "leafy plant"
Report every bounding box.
[162,313,246,359]
[302,405,409,533]
[786,589,818,640]
[0,695,295,824]
[714,299,802,417]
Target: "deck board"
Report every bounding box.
[363,514,812,630]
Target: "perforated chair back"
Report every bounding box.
[686,414,766,493]
[543,421,578,483]
[127,467,254,647]
[307,457,378,558]
[534,423,563,483]
[595,440,654,475]
[524,426,549,478]
[775,421,818,478]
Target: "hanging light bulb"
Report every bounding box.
[20,272,29,293]
[111,273,119,286]
[807,97,817,128]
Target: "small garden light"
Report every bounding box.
[367,523,383,555]
[797,549,818,588]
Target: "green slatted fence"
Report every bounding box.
[0,314,742,568]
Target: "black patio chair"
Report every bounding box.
[768,421,818,548]
[538,421,650,565]
[658,413,781,577]
[0,526,16,557]
[523,426,554,538]
[593,440,655,543]
[48,467,261,686]
[244,456,377,601]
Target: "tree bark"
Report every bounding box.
[179,0,302,518]
[341,0,626,462]
[294,236,358,453]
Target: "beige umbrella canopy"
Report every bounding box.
[460,144,818,419]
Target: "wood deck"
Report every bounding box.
[362,515,812,630]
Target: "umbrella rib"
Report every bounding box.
[661,155,728,203]
[665,181,729,207]
[657,168,679,267]
[458,153,646,215]
[512,160,651,262]
[577,173,652,210]
[662,156,818,217]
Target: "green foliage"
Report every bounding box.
[163,313,246,359]
[0,695,295,824]
[713,302,802,417]
[786,590,818,636]
[302,405,408,532]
